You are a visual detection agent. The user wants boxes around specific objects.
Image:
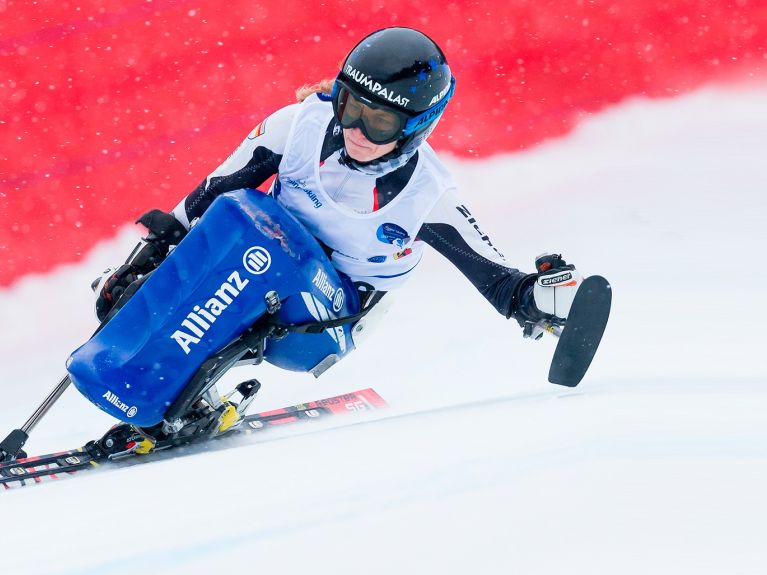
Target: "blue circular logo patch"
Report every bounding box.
[376,223,410,249]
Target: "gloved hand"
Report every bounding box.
[531,253,582,320]
[92,264,142,322]
[91,209,188,322]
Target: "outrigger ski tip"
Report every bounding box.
[548,275,612,387]
[1,387,387,489]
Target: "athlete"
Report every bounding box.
[93,27,582,363]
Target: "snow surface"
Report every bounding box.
[1,86,766,574]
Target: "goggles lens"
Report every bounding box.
[332,77,456,145]
[334,85,406,144]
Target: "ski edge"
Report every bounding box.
[1,387,387,490]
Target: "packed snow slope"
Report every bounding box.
[1,86,766,574]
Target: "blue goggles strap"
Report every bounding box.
[402,77,456,136]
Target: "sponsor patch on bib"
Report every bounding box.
[376,223,410,249]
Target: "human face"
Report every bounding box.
[343,128,398,162]
[334,82,408,144]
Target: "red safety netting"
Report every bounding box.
[1,0,765,284]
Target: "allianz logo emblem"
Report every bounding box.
[171,246,271,355]
[333,289,344,313]
[243,246,271,275]
[313,267,344,312]
[102,390,138,418]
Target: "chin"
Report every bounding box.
[344,141,378,163]
[342,130,396,162]
[345,148,377,163]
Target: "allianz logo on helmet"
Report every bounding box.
[344,65,411,108]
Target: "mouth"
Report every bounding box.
[345,131,373,151]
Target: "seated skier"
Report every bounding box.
[93,26,582,378]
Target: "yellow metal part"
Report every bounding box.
[543,322,559,335]
[134,437,156,455]
[218,403,241,433]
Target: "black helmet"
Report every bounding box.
[332,27,455,148]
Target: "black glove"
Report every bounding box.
[510,253,583,339]
[92,209,188,322]
[92,264,142,322]
[135,209,188,263]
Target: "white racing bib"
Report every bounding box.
[275,97,450,291]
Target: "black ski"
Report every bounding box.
[1,388,386,490]
[548,275,612,387]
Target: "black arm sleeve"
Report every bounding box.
[417,221,535,319]
[184,146,282,221]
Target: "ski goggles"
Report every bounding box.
[331,77,456,145]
